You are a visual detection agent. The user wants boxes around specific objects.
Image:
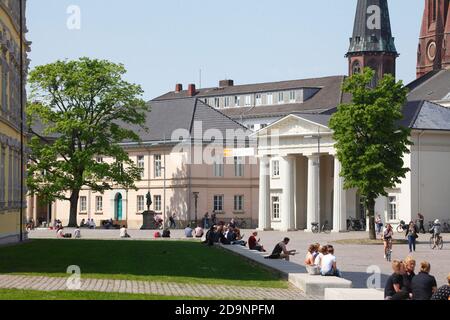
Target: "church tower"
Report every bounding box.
[346,0,399,82]
[417,0,450,78]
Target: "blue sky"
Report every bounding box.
[27,0,423,100]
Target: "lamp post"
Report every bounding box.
[193,192,199,226]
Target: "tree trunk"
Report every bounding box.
[68,190,80,227]
[367,197,376,240]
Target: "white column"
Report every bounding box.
[280,156,295,231]
[306,155,320,231]
[333,158,347,232]
[258,156,272,230]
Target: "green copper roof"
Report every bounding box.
[347,0,398,55]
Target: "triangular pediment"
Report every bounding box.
[257,114,332,137]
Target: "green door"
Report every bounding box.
[116,194,123,220]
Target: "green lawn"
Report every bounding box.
[0,289,205,300]
[0,240,286,288]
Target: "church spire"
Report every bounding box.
[417,0,450,78]
[346,0,399,80]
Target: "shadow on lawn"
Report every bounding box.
[0,240,281,284]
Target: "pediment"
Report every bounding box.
[258,114,331,137]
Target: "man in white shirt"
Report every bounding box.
[320,245,342,278]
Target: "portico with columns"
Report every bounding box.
[257,114,359,232]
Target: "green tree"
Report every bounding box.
[27,58,149,227]
[329,68,411,240]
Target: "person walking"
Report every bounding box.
[383,224,394,259]
[203,212,210,229]
[417,213,426,234]
[169,213,176,229]
[375,214,383,235]
[405,221,419,253]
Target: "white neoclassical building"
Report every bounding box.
[256,100,450,232]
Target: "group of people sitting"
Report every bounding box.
[80,219,96,229]
[385,257,449,300]
[304,243,342,277]
[204,223,247,246]
[56,226,81,239]
[184,225,204,238]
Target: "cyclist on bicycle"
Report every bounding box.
[430,219,442,249]
[383,224,394,259]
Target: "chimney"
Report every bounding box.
[219,79,234,88]
[188,84,196,97]
[175,83,183,93]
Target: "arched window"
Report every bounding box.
[352,61,361,75]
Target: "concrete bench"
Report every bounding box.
[325,288,384,300]
[218,244,353,297]
[288,273,352,296]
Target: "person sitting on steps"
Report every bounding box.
[265,238,296,261]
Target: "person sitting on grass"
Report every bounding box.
[248,231,266,252]
[384,260,409,300]
[320,245,342,278]
[265,238,296,261]
[431,273,450,301]
[184,225,193,238]
[194,225,204,238]
[120,225,131,238]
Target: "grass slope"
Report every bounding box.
[0,240,285,288]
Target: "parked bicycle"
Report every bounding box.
[311,221,331,234]
[347,217,366,231]
[235,218,247,229]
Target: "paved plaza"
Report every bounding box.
[0,275,307,300]
[23,229,450,292]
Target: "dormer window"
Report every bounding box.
[289,91,296,102]
[278,92,284,104]
[255,94,262,106]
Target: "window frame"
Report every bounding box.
[95,196,103,213]
[137,155,145,179]
[272,196,280,220]
[234,156,244,177]
[154,195,162,212]
[154,154,162,178]
[214,195,224,212]
[80,196,87,212]
[137,195,145,213]
[234,195,244,212]
[272,160,280,178]
[387,196,398,221]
